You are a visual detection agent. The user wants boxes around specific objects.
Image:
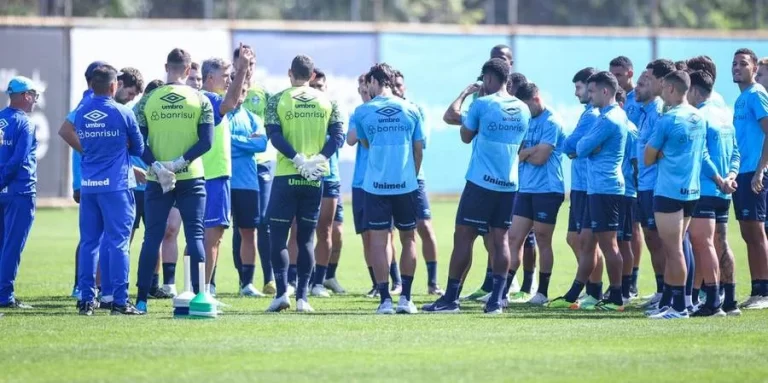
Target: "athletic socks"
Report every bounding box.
[538,272,551,297]
[586,281,603,300]
[750,280,758,297]
[722,283,736,309]
[621,275,632,299]
[241,265,255,287]
[631,267,639,290]
[703,283,721,309]
[296,273,310,301]
[367,266,376,288]
[210,267,217,288]
[608,286,623,305]
[389,261,402,286]
[480,267,493,292]
[151,274,160,290]
[426,261,438,287]
[313,265,327,286]
[287,264,298,287]
[659,284,673,308]
[326,263,338,280]
[162,263,176,286]
[671,285,686,312]
[691,288,700,306]
[378,282,392,303]
[401,275,414,301]
[563,280,585,303]
[520,270,534,294]
[488,274,507,307]
[683,233,695,296]
[501,269,518,298]
[655,274,665,294]
[684,294,693,309]
[445,278,461,302]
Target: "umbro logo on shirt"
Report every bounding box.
[0,119,7,130]
[292,92,316,103]
[375,107,400,117]
[501,106,520,116]
[83,110,108,123]
[159,92,185,104]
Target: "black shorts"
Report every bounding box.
[513,192,564,225]
[132,189,145,229]
[363,190,418,231]
[414,179,432,220]
[654,195,697,217]
[455,181,514,235]
[692,196,730,223]
[636,190,657,229]
[231,189,260,229]
[585,194,622,233]
[567,190,587,233]
[334,196,344,223]
[267,176,323,228]
[323,180,341,199]
[352,187,366,234]
[733,172,768,221]
[618,196,635,242]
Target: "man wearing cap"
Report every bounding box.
[0,76,42,309]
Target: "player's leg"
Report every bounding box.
[650,197,691,319]
[232,221,243,288]
[392,192,419,314]
[176,179,208,295]
[324,199,345,294]
[293,181,323,312]
[135,182,176,311]
[734,172,768,308]
[630,218,644,297]
[365,191,397,314]
[689,199,723,317]
[549,197,597,309]
[311,181,338,298]
[232,189,262,297]
[527,193,564,305]
[353,187,376,296]
[98,238,114,308]
[505,192,533,304]
[639,190,665,306]
[130,189,144,245]
[71,189,81,299]
[256,162,275,295]
[618,197,635,302]
[566,191,586,261]
[592,195,624,311]
[519,234,537,295]
[414,179,442,295]
[287,220,298,293]
[714,201,739,315]
[160,207,181,297]
[101,190,143,315]
[203,178,230,298]
[389,230,402,294]
[75,194,102,315]
[265,177,298,312]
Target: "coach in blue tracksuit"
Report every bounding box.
[0,76,42,309]
[73,65,144,316]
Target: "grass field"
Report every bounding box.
[2,200,768,383]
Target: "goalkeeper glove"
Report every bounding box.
[291,153,307,170]
[300,154,329,181]
[151,162,176,194]
[160,156,189,173]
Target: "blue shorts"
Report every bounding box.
[132,189,145,230]
[204,178,231,228]
[654,195,697,217]
[334,196,344,223]
[513,192,564,225]
[585,194,622,233]
[455,181,514,235]
[323,180,341,199]
[352,187,366,234]
[231,189,260,229]
[568,190,587,233]
[734,172,767,221]
[267,175,323,228]
[363,190,418,231]
[693,196,730,223]
[618,196,635,242]
[414,179,432,220]
[257,161,274,225]
[636,190,657,230]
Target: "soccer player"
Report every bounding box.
[424,58,529,314]
[635,59,674,308]
[199,56,250,297]
[731,48,768,309]
[187,62,203,90]
[507,72,528,96]
[615,88,639,302]
[551,72,628,311]
[644,70,707,319]
[757,58,768,95]
[686,56,729,109]
[507,82,565,306]
[264,54,343,313]
[0,76,41,309]
[73,65,145,315]
[687,70,740,317]
[392,69,443,295]
[133,47,216,313]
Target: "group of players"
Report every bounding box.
[1,42,768,320]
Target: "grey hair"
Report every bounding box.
[201,58,230,82]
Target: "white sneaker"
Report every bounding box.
[527,293,549,306]
[725,306,742,316]
[206,284,217,297]
[296,298,314,313]
[640,293,662,308]
[478,292,491,303]
[649,307,689,319]
[377,299,395,314]
[644,304,668,317]
[240,284,266,297]
[323,278,346,294]
[509,276,521,294]
[310,284,331,298]
[266,293,291,313]
[286,284,296,297]
[162,284,178,298]
[743,295,768,310]
[396,296,418,314]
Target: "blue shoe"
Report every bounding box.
[135,300,148,313]
[422,298,460,313]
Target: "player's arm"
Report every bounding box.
[125,109,145,157]
[412,109,426,175]
[524,120,560,165]
[265,93,299,158]
[700,125,721,183]
[444,82,480,125]
[0,121,34,189]
[181,95,215,162]
[459,98,481,144]
[58,111,82,153]
[563,112,598,158]
[576,119,612,158]
[729,135,741,179]
[232,112,267,155]
[643,118,666,167]
[319,101,345,159]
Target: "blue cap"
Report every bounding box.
[5,76,45,95]
[85,61,108,81]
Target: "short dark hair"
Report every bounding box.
[609,56,633,70]
[144,79,165,94]
[663,70,691,93]
[646,59,675,79]
[313,68,326,81]
[481,58,510,84]
[90,65,119,94]
[233,44,253,60]
[167,48,192,66]
[290,55,314,81]
[190,62,200,71]
[117,67,144,92]
[490,44,512,58]
[735,48,758,65]
[675,60,688,71]
[366,63,396,88]
[572,67,597,84]
[686,56,716,81]
[509,72,527,87]
[616,87,627,104]
[586,71,619,93]
[393,69,404,79]
[688,70,713,95]
[515,82,539,101]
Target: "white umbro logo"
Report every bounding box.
[0,119,7,130]
[83,110,108,123]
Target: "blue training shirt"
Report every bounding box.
[462,93,530,192]
[349,111,368,189]
[69,89,94,191]
[230,105,267,191]
[637,97,665,191]
[623,121,639,198]
[734,83,768,174]
[75,95,143,194]
[647,103,708,201]
[0,107,37,196]
[519,107,565,194]
[576,104,628,196]
[698,100,740,199]
[624,89,643,127]
[354,95,424,195]
[563,104,600,192]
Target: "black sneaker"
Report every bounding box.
[691,306,727,317]
[111,301,145,316]
[629,285,639,298]
[148,287,174,299]
[0,299,33,309]
[78,300,96,316]
[98,301,113,310]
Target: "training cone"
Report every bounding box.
[172,256,195,318]
[189,262,217,319]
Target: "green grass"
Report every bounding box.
[2,201,768,383]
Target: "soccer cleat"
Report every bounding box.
[377,299,395,315]
[578,295,600,310]
[501,298,509,308]
[638,293,662,308]
[422,298,460,313]
[310,284,332,298]
[483,302,503,315]
[296,299,314,313]
[78,301,96,316]
[629,285,638,298]
[161,284,178,298]
[548,297,579,309]
[742,296,768,310]
[365,287,379,298]
[98,300,113,310]
[690,306,726,318]
[644,304,668,317]
[286,284,296,298]
[594,300,625,312]
[323,278,346,294]
[509,275,521,294]
[724,306,742,317]
[266,294,291,313]
[0,300,33,309]
[461,287,490,301]
[262,281,277,296]
[135,300,148,313]
[428,284,445,296]
[209,285,217,297]
[71,286,81,300]
[390,284,402,295]
[478,293,491,304]
[649,307,690,319]
[509,291,531,304]
[111,301,145,316]
[396,296,418,314]
[527,293,549,306]
[240,284,266,298]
